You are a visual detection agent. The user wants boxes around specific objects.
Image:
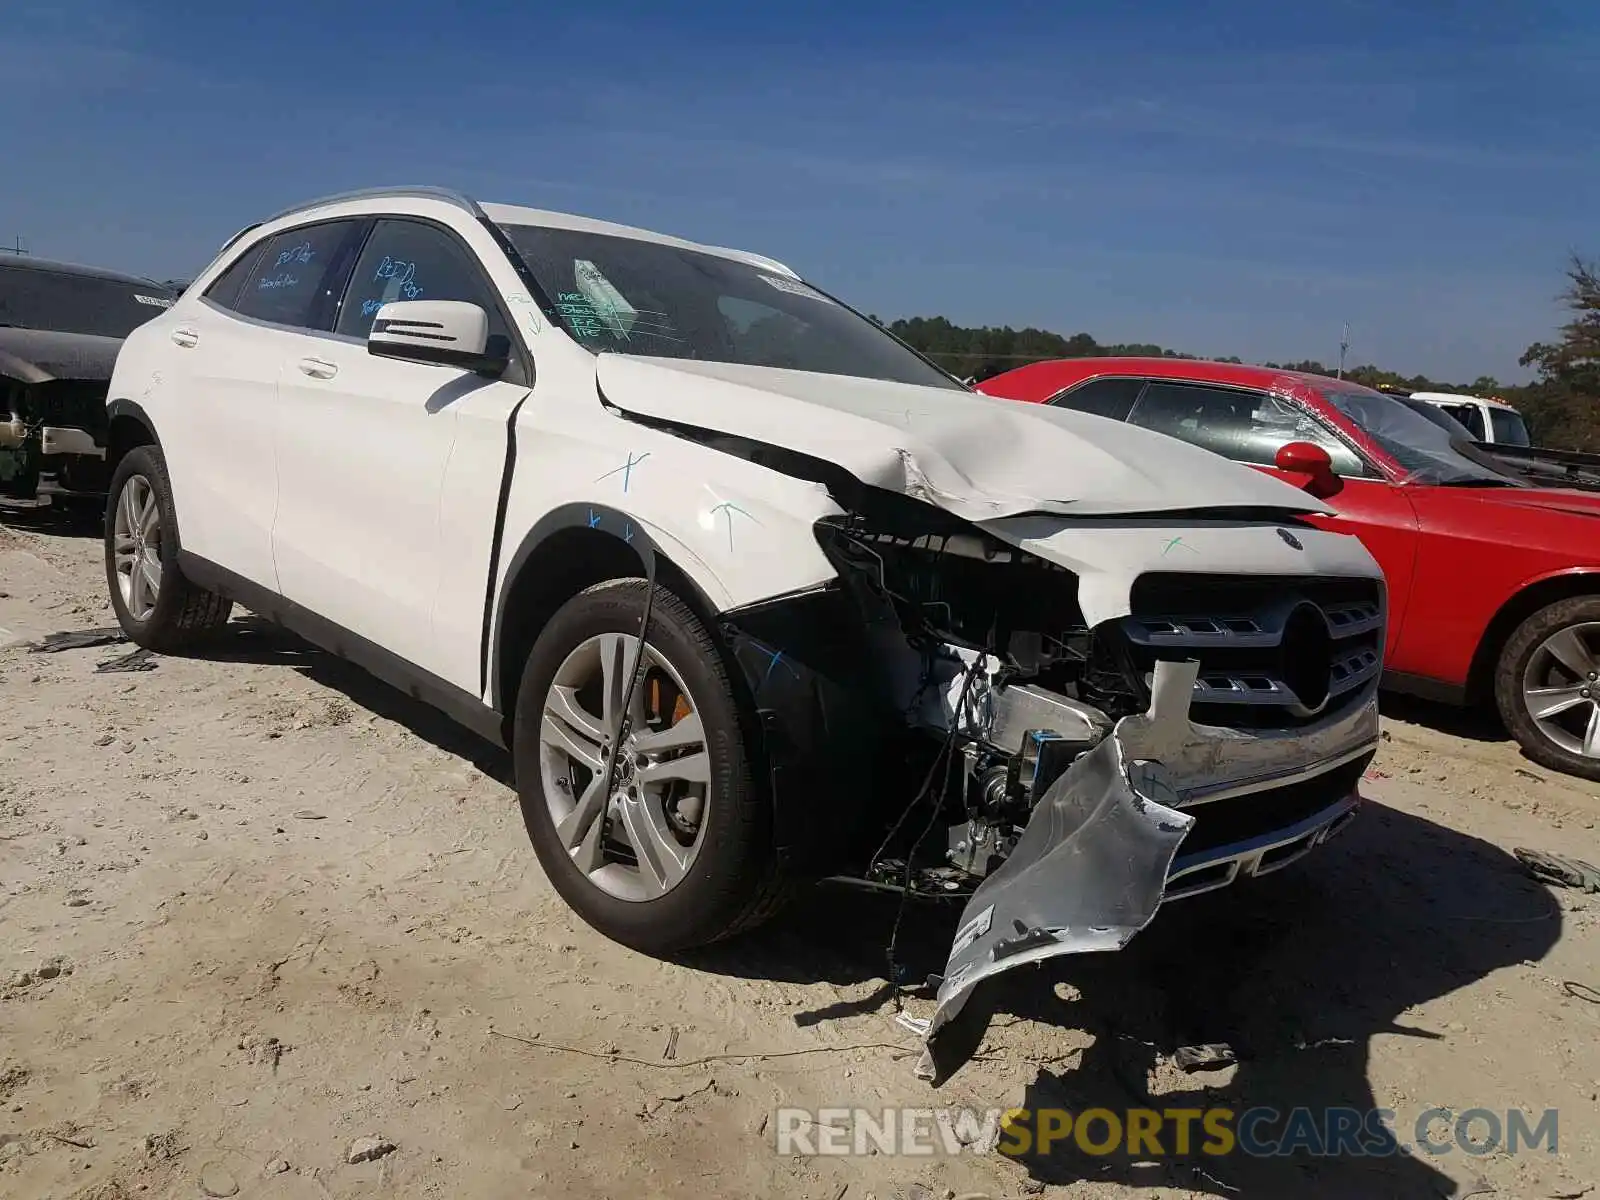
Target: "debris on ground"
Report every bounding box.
[28,627,126,653]
[94,648,157,674]
[1173,1043,1237,1071]
[345,1136,396,1165]
[1515,848,1600,892]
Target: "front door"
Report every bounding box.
[270,217,531,689]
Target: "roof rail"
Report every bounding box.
[262,185,482,226]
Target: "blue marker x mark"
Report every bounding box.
[587,508,602,529]
[596,451,651,493]
[622,520,634,544]
[1161,536,1199,556]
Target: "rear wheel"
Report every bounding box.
[1494,595,1600,782]
[512,579,789,953]
[103,446,233,651]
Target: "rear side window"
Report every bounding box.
[229,221,362,331]
[1048,377,1145,421]
[334,219,508,341]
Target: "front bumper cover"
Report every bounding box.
[916,658,1376,1079]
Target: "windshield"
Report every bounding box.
[496,224,963,390]
[1490,406,1532,447]
[1320,387,1522,486]
[0,264,175,339]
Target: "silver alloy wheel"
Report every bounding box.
[538,632,712,901]
[112,474,163,622]
[1521,620,1600,760]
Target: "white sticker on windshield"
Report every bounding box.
[573,259,638,338]
[760,274,832,303]
[134,294,174,308]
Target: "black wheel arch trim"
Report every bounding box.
[485,501,683,712]
[105,399,162,451]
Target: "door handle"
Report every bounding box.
[296,357,339,380]
[170,327,198,348]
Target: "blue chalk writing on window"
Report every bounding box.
[275,242,314,268]
[257,273,299,291]
[374,256,424,300]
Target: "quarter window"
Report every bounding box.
[231,221,362,330]
[1439,403,1486,439]
[202,244,265,312]
[335,219,508,341]
[1128,382,1370,477]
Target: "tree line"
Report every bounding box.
[876,256,1600,453]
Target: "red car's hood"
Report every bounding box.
[1462,486,1600,518]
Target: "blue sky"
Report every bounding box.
[3,0,1594,382]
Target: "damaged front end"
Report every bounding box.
[0,376,110,505]
[721,494,1382,1080]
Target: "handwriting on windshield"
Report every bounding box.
[257,274,299,291]
[275,242,314,268]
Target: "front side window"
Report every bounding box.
[0,264,174,339]
[1128,382,1370,477]
[230,221,361,331]
[496,223,963,389]
[1321,388,1522,486]
[335,219,509,341]
[1048,377,1145,421]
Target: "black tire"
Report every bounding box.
[1493,594,1600,782]
[512,578,790,954]
[103,445,233,652]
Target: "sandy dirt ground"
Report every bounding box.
[3,507,1599,1200]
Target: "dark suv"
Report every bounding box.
[0,257,176,506]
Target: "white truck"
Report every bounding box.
[102,186,1387,1074]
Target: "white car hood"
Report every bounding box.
[595,355,1330,521]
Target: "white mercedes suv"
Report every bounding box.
[102,187,1386,1069]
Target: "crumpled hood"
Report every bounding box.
[0,328,122,384]
[596,355,1330,521]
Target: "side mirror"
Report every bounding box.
[1275,440,1343,499]
[368,300,509,377]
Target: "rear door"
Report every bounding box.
[1124,380,1422,659]
[165,219,366,590]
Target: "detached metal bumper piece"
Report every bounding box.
[917,661,1210,1079]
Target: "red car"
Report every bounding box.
[978,358,1600,781]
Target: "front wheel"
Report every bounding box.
[103,446,233,651]
[512,579,790,954]
[1494,595,1600,782]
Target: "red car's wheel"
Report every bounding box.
[1495,595,1600,782]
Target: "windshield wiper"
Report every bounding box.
[1434,477,1522,488]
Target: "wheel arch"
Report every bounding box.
[1466,568,1600,706]
[487,503,726,723]
[104,399,162,476]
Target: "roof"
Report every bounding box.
[1410,390,1521,412]
[0,254,173,292]
[248,186,800,280]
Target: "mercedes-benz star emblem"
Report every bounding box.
[1277,528,1304,550]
